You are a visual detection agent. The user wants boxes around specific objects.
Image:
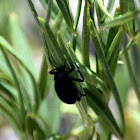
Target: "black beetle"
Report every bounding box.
[49,58,86,104]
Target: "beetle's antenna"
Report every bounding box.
[49,57,56,68]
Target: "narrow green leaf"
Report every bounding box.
[0,81,18,100]
[39,17,65,66]
[37,99,51,136]
[0,82,16,101]
[119,0,135,35]
[95,1,104,25]
[107,27,125,75]
[106,0,115,14]
[89,0,95,4]
[26,0,41,27]
[0,72,13,85]
[119,38,134,57]
[133,32,140,80]
[56,0,73,29]
[0,46,13,82]
[57,31,72,63]
[38,55,49,99]
[97,122,111,140]
[80,65,104,91]
[71,0,83,51]
[107,27,124,64]
[100,8,140,29]
[39,0,59,19]
[0,45,25,129]
[16,75,32,112]
[0,100,21,131]
[9,13,38,112]
[82,0,90,68]
[26,0,50,59]
[26,113,46,139]
[114,62,130,106]
[119,0,127,14]
[38,86,61,134]
[89,18,124,137]
[96,0,113,19]
[86,88,121,138]
[73,0,82,31]
[0,93,21,128]
[105,27,118,55]
[123,44,140,103]
[0,37,39,113]
[51,11,63,35]
[46,0,53,23]
[9,13,37,78]
[46,86,61,133]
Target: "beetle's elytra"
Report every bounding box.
[49,58,86,104]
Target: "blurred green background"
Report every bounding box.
[0,0,140,140]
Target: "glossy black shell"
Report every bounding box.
[49,59,85,104]
[54,70,80,104]
[49,64,82,104]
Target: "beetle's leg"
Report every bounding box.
[49,68,57,74]
[76,92,87,102]
[67,64,75,75]
[67,61,84,82]
[73,61,84,81]
[69,62,84,82]
[70,78,84,82]
[48,57,57,68]
[67,66,83,82]
[80,92,87,96]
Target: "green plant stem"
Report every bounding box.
[25,131,29,140]
[76,101,93,140]
[106,0,115,14]
[96,0,113,19]
[0,46,25,129]
[100,8,140,29]
[119,38,134,57]
[72,34,76,51]
[51,11,63,33]
[26,0,49,55]
[26,0,40,26]
[107,27,124,61]
[82,0,90,68]
[123,45,140,103]
[56,0,73,29]
[73,0,82,31]
[46,0,53,23]
[89,18,125,137]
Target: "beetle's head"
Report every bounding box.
[57,66,65,77]
[58,66,65,72]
